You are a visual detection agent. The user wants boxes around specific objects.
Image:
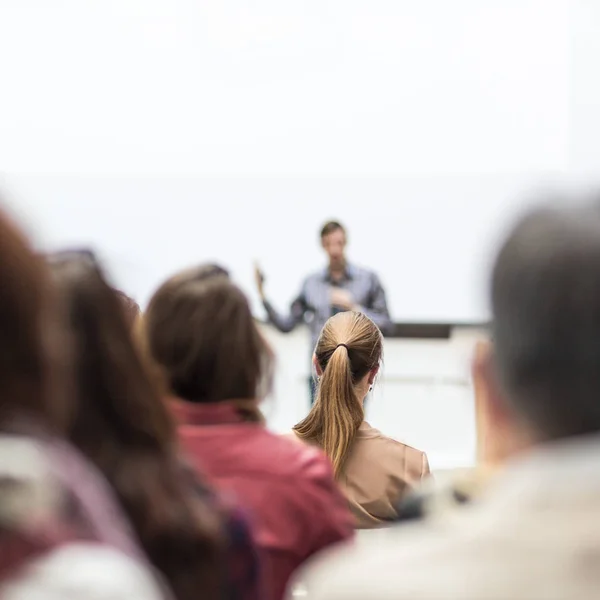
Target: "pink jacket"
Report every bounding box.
[171,400,354,600]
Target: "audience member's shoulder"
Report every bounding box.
[0,544,165,600]
[396,440,427,465]
[270,429,322,464]
[0,435,61,524]
[0,436,165,599]
[361,423,424,457]
[267,430,331,481]
[288,443,341,496]
[297,516,484,600]
[358,423,428,481]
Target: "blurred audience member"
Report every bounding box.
[144,266,354,600]
[0,211,163,599]
[49,251,261,600]
[296,199,600,600]
[293,311,429,528]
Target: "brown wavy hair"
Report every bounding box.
[49,251,223,600]
[143,266,273,420]
[113,289,141,330]
[293,311,382,476]
[0,207,70,432]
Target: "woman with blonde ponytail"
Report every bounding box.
[293,311,430,528]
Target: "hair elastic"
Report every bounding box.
[335,343,349,351]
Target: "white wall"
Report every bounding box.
[1,1,594,469]
[262,324,482,471]
[3,173,540,323]
[0,1,569,176]
[570,1,600,176]
[0,0,581,323]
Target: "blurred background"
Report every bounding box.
[2,0,598,470]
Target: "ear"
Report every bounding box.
[472,340,513,467]
[367,364,380,385]
[312,354,323,377]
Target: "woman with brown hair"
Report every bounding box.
[143,267,354,600]
[293,311,430,528]
[0,209,163,599]
[49,251,261,600]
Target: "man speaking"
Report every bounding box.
[255,220,392,399]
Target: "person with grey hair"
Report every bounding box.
[293,197,600,600]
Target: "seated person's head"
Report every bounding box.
[313,310,382,399]
[476,200,600,461]
[47,249,176,451]
[294,311,382,475]
[144,265,272,415]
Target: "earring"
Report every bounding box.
[369,385,373,392]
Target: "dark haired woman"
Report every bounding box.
[50,251,261,600]
[144,267,354,600]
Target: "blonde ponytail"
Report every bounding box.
[293,311,382,477]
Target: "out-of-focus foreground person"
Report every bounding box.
[49,252,261,600]
[293,311,429,528]
[0,209,163,599]
[143,267,354,600]
[297,198,600,600]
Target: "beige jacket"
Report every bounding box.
[296,434,600,600]
[340,422,429,528]
[290,423,429,529]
